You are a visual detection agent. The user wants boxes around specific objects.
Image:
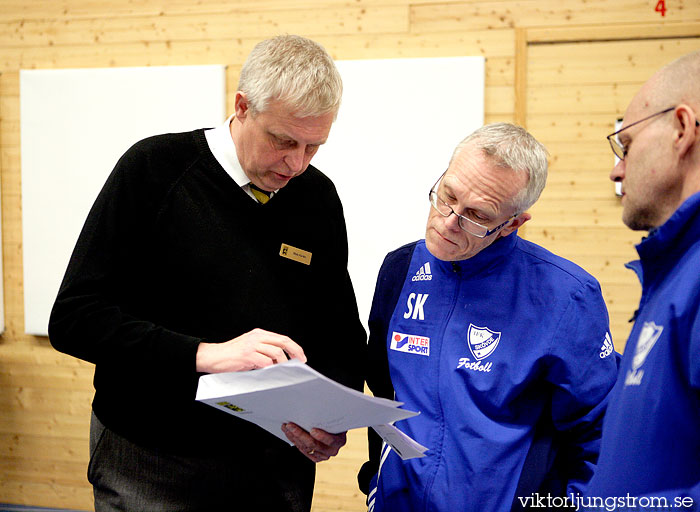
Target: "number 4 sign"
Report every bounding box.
[655,0,667,16]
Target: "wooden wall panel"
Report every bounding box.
[0,31,515,70]
[528,40,700,85]
[411,0,699,31]
[0,7,410,47]
[0,0,699,510]
[0,0,449,23]
[527,21,700,42]
[525,35,700,353]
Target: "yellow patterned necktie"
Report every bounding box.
[249,183,271,204]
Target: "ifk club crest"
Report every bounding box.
[625,321,663,386]
[632,322,663,372]
[467,323,501,360]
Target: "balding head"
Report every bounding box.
[612,50,700,231]
[650,50,700,110]
[630,50,700,121]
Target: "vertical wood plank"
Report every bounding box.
[514,27,527,127]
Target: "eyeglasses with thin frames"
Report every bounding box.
[428,171,515,238]
[607,106,699,161]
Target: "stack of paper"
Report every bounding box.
[196,359,427,459]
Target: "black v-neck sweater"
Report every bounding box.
[49,129,367,459]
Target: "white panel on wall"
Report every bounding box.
[614,117,623,197]
[21,65,227,336]
[313,57,485,327]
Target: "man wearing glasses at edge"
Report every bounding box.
[358,123,620,511]
[585,51,700,509]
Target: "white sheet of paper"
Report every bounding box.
[196,359,420,444]
[372,424,428,460]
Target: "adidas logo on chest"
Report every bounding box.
[412,262,433,281]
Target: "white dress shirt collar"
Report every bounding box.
[204,115,249,187]
[204,116,277,202]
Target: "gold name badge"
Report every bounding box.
[279,243,312,266]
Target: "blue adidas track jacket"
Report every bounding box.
[364,233,619,512]
[587,191,700,508]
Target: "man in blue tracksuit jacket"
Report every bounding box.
[358,123,619,512]
[585,51,700,510]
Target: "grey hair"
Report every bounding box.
[238,35,343,119]
[452,123,549,212]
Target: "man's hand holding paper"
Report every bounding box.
[282,422,347,463]
[196,359,425,460]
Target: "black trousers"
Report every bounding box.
[88,411,315,511]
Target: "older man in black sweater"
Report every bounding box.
[49,35,366,512]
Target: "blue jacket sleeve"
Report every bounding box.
[544,278,620,496]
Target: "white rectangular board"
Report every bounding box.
[21,65,227,335]
[20,57,484,338]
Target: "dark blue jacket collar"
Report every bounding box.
[627,191,700,286]
[430,230,519,279]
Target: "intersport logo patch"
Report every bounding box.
[390,331,430,356]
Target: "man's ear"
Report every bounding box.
[497,212,531,239]
[234,92,250,120]
[674,104,698,159]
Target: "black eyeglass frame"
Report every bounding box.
[607,106,699,161]
[428,171,515,238]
